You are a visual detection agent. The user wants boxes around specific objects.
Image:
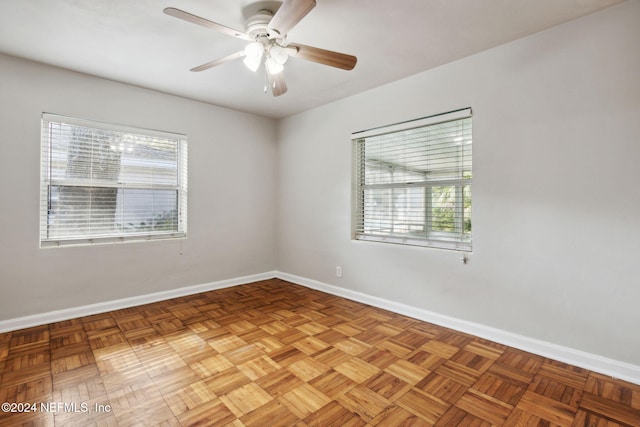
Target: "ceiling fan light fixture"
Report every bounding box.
[243,42,264,72]
[265,57,284,74]
[243,55,261,72]
[269,44,289,65]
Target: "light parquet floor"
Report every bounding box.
[0,279,639,426]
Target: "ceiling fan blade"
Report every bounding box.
[190,51,245,72]
[267,70,288,97]
[164,7,252,41]
[267,0,316,37]
[288,44,357,70]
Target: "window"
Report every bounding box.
[351,108,472,251]
[40,114,188,247]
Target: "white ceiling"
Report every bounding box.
[0,0,624,119]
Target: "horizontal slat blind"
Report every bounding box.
[352,109,472,251]
[40,114,188,247]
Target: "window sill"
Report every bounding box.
[40,232,187,248]
[354,233,471,252]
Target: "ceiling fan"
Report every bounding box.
[164,0,357,97]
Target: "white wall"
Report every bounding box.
[277,1,640,365]
[0,54,278,320]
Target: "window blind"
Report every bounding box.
[40,114,188,247]
[351,108,472,251]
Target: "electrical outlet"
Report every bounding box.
[336,266,342,278]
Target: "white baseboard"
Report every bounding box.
[2,270,638,385]
[0,271,277,333]
[275,271,640,385]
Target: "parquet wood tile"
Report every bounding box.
[416,372,468,404]
[1,279,639,426]
[280,383,331,418]
[396,388,450,423]
[362,371,411,401]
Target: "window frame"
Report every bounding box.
[39,113,188,248]
[351,108,472,251]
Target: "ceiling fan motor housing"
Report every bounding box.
[246,9,275,40]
